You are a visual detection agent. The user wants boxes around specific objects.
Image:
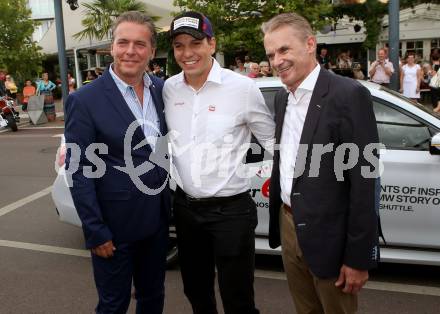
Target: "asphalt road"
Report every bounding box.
[0,122,439,313]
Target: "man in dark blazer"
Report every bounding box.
[64,12,170,314]
[262,13,380,314]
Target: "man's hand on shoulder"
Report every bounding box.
[92,240,116,258]
[335,264,368,295]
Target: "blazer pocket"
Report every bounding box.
[97,190,131,200]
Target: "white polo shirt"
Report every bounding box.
[163,59,275,198]
[280,64,320,207]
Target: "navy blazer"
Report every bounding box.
[65,69,170,249]
[269,69,380,278]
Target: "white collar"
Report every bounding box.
[109,64,152,94]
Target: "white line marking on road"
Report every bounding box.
[0,240,90,258]
[0,187,52,218]
[254,270,440,297]
[19,126,65,130]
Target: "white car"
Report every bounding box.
[52,77,440,266]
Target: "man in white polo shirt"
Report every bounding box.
[163,11,275,314]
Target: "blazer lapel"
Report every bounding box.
[148,78,166,135]
[291,69,330,190]
[275,89,289,145]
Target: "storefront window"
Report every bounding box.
[406,41,423,60]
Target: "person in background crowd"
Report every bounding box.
[263,12,379,314]
[67,72,76,94]
[353,63,365,80]
[244,55,251,73]
[94,67,102,77]
[153,63,166,80]
[336,51,352,69]
[36,72,57,121]
[234,57,247,75]
[83,71,96,85]
[0,71,6,96]
[400,53,422,102]
[22,79,36,111]
[431,51,440,112]
[5,75,18,99]
[259,61,273,77]
[164,11,275,314]
[369,48,394,87]
[317,47,332,69]
[248,62,261,78]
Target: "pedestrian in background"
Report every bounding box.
[37,72,57,121]
[400,53,422,102]
[234,57,247,75]
[164,11,274,314]
[263,12,379,314]
[259,61,273,77]
[21,79,36,111]
[317,47,332,70]
[248,62,261,78]
[4,75,18,99]
[244,55,251,73]
[67,72,76,94]
[0,71,6,96]
[153,63,166,80]
[431,51,440,112]
[369,48,394,87]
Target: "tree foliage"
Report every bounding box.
[0,0,42,84]
[74,0,159,41]
[173,0,440,54]
[173,0,332,60]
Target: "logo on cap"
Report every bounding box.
[173,17,199,31]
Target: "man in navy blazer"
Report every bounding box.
[64,11,170,314]
[263,13,379,314]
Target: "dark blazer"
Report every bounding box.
[269,69,379,278]
[65,69,170,249]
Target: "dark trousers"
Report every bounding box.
[174,188,259,314]
[431,87,440,108]
[91,216,168,314]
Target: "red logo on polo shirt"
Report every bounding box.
[208,105,216,112]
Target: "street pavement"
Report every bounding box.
[0,120,439,313]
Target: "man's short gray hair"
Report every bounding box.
[261,12,314,41]
[111,11,157,47]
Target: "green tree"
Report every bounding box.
[0,0,42,84]
[74,0,159,41]
[173,0,332,61]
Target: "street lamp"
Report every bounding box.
[54,0,79,109]
[66,0,79,11]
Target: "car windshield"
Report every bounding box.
[380,86,440,119]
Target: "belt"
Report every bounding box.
[177,187,250,204]
[283,203,292,214]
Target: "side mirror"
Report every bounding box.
[429,133,440,155]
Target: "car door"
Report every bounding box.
[252,87,279,236]
[373,97,440,249]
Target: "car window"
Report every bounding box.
[373,99,432,150]
[260,87,280,116]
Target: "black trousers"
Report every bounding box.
[431,87,440,108]
[91,215,168,314]
[174,188,259,314]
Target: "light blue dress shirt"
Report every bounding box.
[109,65,160,149]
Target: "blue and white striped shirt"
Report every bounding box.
[109,65,160,149]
